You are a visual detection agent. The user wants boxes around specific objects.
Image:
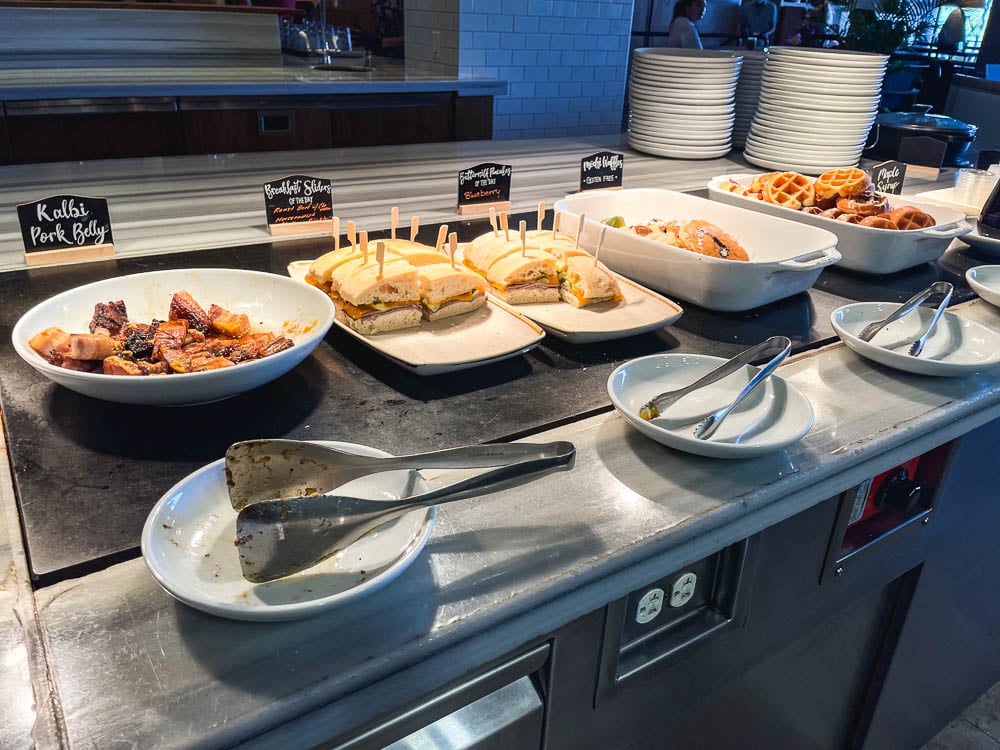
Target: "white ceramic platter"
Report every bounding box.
[607,353,814,458]
[967,265,1000,307]
[10,268,336,406]
[960,223,1000,257]
[286,261,544,375]
[141,441,435,622]
[831,302,1000,376]
[914,187,985,216]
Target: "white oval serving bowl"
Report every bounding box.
[11,268,336,406]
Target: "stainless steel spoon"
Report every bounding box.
[235,442,576,583]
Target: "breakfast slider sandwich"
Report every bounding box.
[307,245,363,292]
[485,249,560,304]
[336,259,422,335]
[559,256,623,308]
[418,263,488,320]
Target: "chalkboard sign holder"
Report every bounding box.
[869,160,906,195]
[263,174,334,236]
[456,162,513,216]
[897,136,947,181]
[456,200,512,217]
[267,218,336,236]
[17,194,116,267]
[579,151,624,193]
[23,243,114,267]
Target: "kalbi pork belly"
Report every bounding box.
[170,291,212,333]
[89,300,128,335]
[30,291,295,376]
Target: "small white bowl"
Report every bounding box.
[12,268,336,406]
[607,353,814,458]
[967,265,1000,307]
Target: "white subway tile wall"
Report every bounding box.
[458,0,632,139]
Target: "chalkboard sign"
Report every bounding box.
[16,195,114,266]
[580,151,624,192]
[264,174,334,235]
[977,149,1000,171]
[869,161,906,195]
[898,136,947,170]
[456,162,512,215]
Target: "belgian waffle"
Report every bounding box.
[888,206,935,230]
[763,172,816,211]
[814,168,871,200]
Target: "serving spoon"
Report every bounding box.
[234,442,576,582]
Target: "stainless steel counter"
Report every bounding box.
[1,138,997,748]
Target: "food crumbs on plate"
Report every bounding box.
[204,553,210,558]
[169,538,179,547]
[162,523,172,529]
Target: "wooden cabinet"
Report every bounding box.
[180,100,334,155]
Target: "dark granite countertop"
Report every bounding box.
[0,209,987,585]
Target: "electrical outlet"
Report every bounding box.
[635,587,664,624]
[669,572,697,608]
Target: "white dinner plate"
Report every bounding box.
[630,136,731,159]
[607,353,814,458]
[967,266,1000,307]
[960,223,1000,256]
[141,441,435,622]
[743,150,859,174]
[286,261,545,375]
[831,302,1000,376]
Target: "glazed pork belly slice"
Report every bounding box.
[118,322,159,361]
[28,327,71,364]
[152,319,189,363]
[208,304,251,338]
[89,300,128,335]
[69,333,115,360]
[169,291,212,333]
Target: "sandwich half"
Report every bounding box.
[559,256,623,308]
[306,246,364,292]
[336,263,422,335]
[485,249,560,304]
[382,239,451,267]
[418,263,488,321]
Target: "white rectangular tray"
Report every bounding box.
[287,261,545,375]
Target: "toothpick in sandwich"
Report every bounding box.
[500,212,510,242]
[376,241,386,280]
[435,224,449,253]
[574,213,585,253]
[390,207,399,240]
[552,211,561,240]
[360,230,369,264]
[410,215,419,243]
[332,216,340,252]
[595,226,606,268]
[489,207,499,237]
[537,201,545,233]
[520,220,527,257]
[448,232,458,270]
[347,220,357,250]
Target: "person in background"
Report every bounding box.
[668,0,706,49]
[371,0,404,57]
[740,0,777,44]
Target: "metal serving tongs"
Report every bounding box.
[229,440,576,582]
[857,281,954,357]
[639,336,792,423]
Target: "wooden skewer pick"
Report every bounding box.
[537,201,545,233]
[435,224,449,253]
[500,212,510,242]
[332,216,341,253]
[595,226,606,268]
[360,230,369,264]
[448,232,458,270]
[347,220,357,249]
[552,211,561,240]
[574,213,585,252]
[410,215,420,242]
[376,241,386,280]
[519,220,527,257]
[489,207,499,237]
[390,207,399,240]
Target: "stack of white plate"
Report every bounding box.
[744,46,888,174]
[628,48,743,160]
[733,49,766,148]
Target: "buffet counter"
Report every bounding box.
[2,138,1000,749]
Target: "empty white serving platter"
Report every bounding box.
[967,266,1000,307]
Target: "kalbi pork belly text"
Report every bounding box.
[29,291,294,376]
